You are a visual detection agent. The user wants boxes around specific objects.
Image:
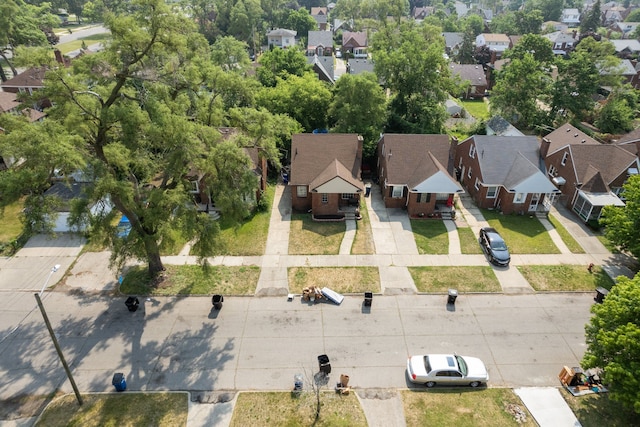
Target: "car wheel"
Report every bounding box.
[425,381,436,388]
[469,381,480,388]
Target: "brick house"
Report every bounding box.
[307,31,334,56]
[454,135,559,215]
[449,63,488,99]
[376,134,463,219]
[342,31,368,58]
[290,133,364,220]
[541,123,638,222]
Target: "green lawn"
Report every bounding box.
[482,209,559,254]
[35,393,187,427]
[547,214,585,253]
[209,186,273,256]
[560,387,639,427]
[55,33,110,55]
[460,99,490,120]
[518,265,615,291]
[351,199,375,254]
[411,220,448,254]
[402,389,536,427]
[409,266,501,292]
[120,264,260,295]
[0,200,26,255]
[288,267,380,294]
[289,214,345,255]
[230,391,367,427]
[458,226,483,254]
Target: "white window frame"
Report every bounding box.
[474,178,480,190]
[392,185,403,198]
[514,193,525,203]
[561,152,568,166]
[190,180,199,193]
[548,165,557,177]
[342,193,355,200]
[321,193,328,204]
[297,186,307,197]
[467,167,472,178]
[486,186,498,198]
[469,144,476,159]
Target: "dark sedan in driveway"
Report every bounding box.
[479,227,510,266]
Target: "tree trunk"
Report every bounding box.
[143,236,165,278]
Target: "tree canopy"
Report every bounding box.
[583,273,640,414]
[600,174,640,258]
[0,0,288,278]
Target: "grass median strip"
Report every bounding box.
[458,226,483,254]
[351,201,375,255]
[402,389,536,426]
[547,214,585,254]
[121,264,259,295]
[288,267,380,294]
[35,393,188,427]
[410,266,500,293]
[517,265,614,291]
[230,391,367,427]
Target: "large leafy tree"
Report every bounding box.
[583,273,640,414]
[551,50,599,121]
[256,47,310,87]
[256,73,332,132]
[580,0,601,33]
[371,21,451,134]
[286,8,317,41]
[600,174,640,259]
[490,53,552,129]
[513,9,543,35]
[0,0,283,278]
[328,72,387,159]
[490,11,518,34]
[210,36,251,72]
[0,0,60,81]
[505,33,554,64]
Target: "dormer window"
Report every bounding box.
[561,152,568,166]
[469,145,476,159]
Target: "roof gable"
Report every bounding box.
[571,144,637,184]
[580,166,610,193]
[542,123,599,156]
[308,31,334,49]
[1,67,47,89]
[290,134,363,189]
[469,135,542,185]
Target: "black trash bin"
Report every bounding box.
[212,294,224,310]
[112,372,126,392]
[125,297,139,312]
[594,287,609,304]
[318,354,331,375]
[364,292,373,307]
[447,289,458,305]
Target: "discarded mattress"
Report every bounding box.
[321,287,344,305]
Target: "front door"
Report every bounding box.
[528,193,540,212]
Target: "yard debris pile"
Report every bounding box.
[302,286,324,302]
[504,402,527,424]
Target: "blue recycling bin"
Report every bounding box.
[112,373,126,392]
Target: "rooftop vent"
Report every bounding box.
[581,139,586,143]
[574,133,579,137]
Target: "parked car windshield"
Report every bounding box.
[456,355,467,376]
[490,239,507,250]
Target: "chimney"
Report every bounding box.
[54,49,64,64]
[540,137,551,159]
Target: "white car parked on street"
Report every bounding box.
[407,354,489,388]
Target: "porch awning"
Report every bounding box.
[577,190,625,207]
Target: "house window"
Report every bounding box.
[561,152,568,166]
[467,167,472,178]
[474,178,480,190]
[417,193,431,203]
[487,186,498,198]
[392,185,403,198]
[321,193,328,204]
[190,180,199,193]
[469,144,476,159]
[342,193,355,200]
[297,186,307,197]
[548,165,557,177]
[381,143,385,155]
[514,193,525,203]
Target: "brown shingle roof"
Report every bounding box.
[617,127,640,145]
[0,67,47,89]
[379,134,453,187]
[571,144,637,184]
[342,31,367,48]
[449,63,487,86]
[290,134,363,190]
[580,165,610,193]
[543,123,599,155]
[0,91,20,113]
